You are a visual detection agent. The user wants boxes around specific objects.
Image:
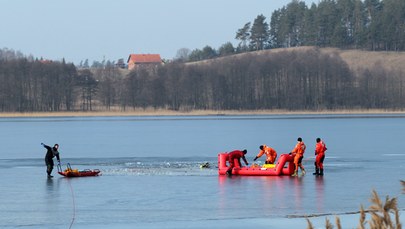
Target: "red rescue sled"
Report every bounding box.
[218,153,295,176]
[58,163,101,177]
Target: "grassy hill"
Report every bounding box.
[274,47,405,75]
[190,46,405,76]
[334,48,405,73]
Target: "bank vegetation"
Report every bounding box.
[1,47,405,113]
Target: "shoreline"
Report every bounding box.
[1,109,405,118]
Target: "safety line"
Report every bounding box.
[67,179,76,229]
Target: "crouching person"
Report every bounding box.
[226,149,248,176]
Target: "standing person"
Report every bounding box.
[313,138,327,176]
[290,137,306,176]
[253,145,277,164]
[226,149,248,176]
[42,143,61,178]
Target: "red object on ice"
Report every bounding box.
[218,153,295,176]
[58,169,101,177]
[58,163,101,177]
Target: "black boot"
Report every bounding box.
[226,170,232,177]
[313,167,319,175]
[319,169,324,176]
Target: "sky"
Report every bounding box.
[0,0,317,64]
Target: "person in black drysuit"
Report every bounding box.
[42,143,60,178]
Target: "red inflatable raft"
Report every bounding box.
[58,163,101,177]
[218,153,295,176]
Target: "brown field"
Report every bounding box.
[324,47,405,73]
[258,46,405,73]
[196,46,405,74]
[262,47,405,74]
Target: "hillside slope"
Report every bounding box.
[266,47,405,74]
[190,46,405,75]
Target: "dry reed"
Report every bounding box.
[306,219,314,229]
[307,181,404,229]
[325,218,333,229]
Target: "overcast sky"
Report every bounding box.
[0,0,317,64]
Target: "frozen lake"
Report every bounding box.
[0,114,404,228]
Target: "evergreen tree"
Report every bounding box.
[249,14,270,50]
[333,0,356,48]
[380,0,405,51]
[302,3,319,46]
[282,0,307,47]
[363,0,383,50]
[189,49,204,62]
[316,0,339,47]
[201,46,217,59]
[235,22,251,52]
[218,42,235,56]
[353,0,367,48]
[269,9,282,48]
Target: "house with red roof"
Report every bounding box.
[127,54,162,70]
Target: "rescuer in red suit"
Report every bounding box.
[226,149,248,176]
[290,137,306,177]
[253,144,277,164]
[313,138,327,176]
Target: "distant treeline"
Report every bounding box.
[2,47,403,112]
[0,57,76,111]
[2,0,405,112]
[177,0,405,62]
[125,48,405,111]
[262,0,405,51]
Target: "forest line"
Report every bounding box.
[1,47,404,112]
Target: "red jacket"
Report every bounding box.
[256,145,277,162]
[315,141,327,155]
[292,141,306,157]
[228,150,248,165]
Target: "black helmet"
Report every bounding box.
[259,145,264,150]
[316,138,321,142]
[297,137,302,142]
[242,149,247,154]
